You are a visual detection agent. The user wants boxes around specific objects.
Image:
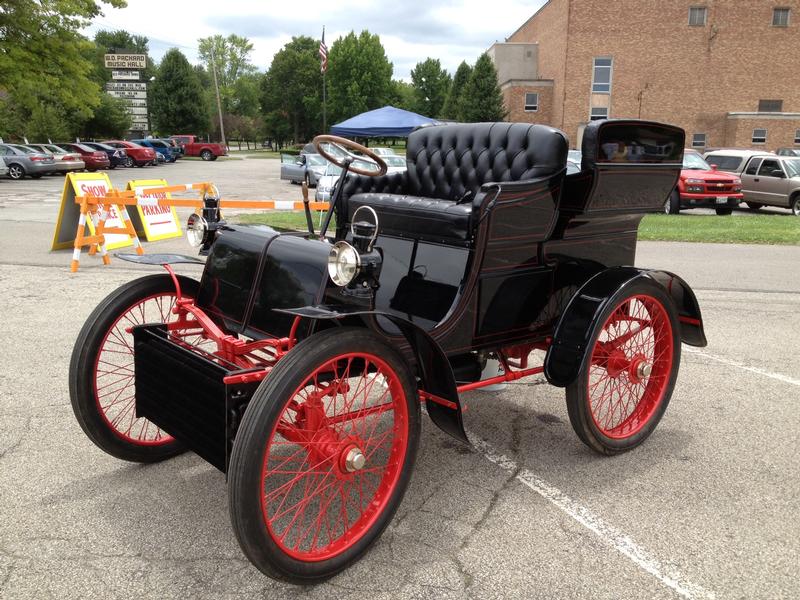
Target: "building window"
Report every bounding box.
[692,133,707,148]
[752,128,767,144]
[758,99,783,112]
[524,92,539,112]
[772,7,790,26]
[591,57,613,93]
[794,129,800,144]
[590,107,608,121]
[688,6,707,26]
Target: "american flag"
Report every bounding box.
[319,27,328,74]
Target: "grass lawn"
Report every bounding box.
[228,149,282,159]
[639,213,800,245]
[234,211,799,245]
[181,155,241,161]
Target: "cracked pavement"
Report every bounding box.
[1,164,799,599]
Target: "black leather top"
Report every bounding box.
[342,122,568,243]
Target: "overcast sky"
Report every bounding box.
[86,0,544,80]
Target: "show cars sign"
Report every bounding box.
[104,54,146,69]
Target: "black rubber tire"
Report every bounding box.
[228,327,421,583]
[124,156,134,168]
[69,274,199,463]
[7,163,24,180]
[566,279,681,455]
[200,149,213,161]
[715,206,733,216]
[791,194,800,216]
[665,189,680,214]
[746,202,762,211]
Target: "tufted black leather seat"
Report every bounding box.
[341,122,568,244]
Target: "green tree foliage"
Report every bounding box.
[150,49,209,135]
[441,61,472,121]
[261,36,323,142]
[327,31,393,124]
[388,80,415,112]
[82,94,132,139]
[232,73,261,118]
[460,54,506,122]
[198,34,256,113]
[27,105,71,142]
[0,0,125,139]
[410,58,451,118]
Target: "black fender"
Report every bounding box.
[544,266,707,388]
[275,305,468,443]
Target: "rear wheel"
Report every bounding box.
[790,194,800,216]
[7,163,24,180]
[69,274,203,463]
[124,156,134,168]
[200,149,213,161]
[746,202,762,211]
[228,328,420,583]
[566,281,680,455]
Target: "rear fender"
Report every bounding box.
[276,306,468,443]
[544,266,706,388]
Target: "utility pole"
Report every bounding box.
[209,43,226,146]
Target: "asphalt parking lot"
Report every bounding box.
[1,160,799,599]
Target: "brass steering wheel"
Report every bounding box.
[313,135,388,177]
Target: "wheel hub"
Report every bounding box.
[342,446,366,473]
[629,356,652,383]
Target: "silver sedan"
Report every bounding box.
[280,153,328,186]
[0,143,56,179]
[26,144,85,173]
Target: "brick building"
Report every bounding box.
[489,0,800,150]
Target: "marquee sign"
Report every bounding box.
[104,54,146,69]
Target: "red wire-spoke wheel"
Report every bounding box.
[228,328,420,583]
[69,274,204,463]
[566,281,681,455]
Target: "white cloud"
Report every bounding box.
[86,0,542,79]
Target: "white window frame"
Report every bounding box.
[589,107,608,121]
[691,133,707,148]
[591,57,613,94]
[524,92,539,112]
[794,129,800,145]
[752,128,768,144]
[688,6,708,26]
[772,7,790,26]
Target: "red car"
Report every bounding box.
[57,143,110,172]
[102,140,157,167]
[666,149,743,215]
[170,135,228,161]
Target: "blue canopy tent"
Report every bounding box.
[330,106,440,138]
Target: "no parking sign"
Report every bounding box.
[125,179,182,241]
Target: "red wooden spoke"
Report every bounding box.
[260,352,408,562]
[586,295,674,439]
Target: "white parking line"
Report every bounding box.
[467,432,716,600]
[684,347,800,387]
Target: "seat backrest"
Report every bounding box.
[405,123,568,201]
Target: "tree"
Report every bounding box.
[460,54,506,122]
[150,49,209,134]
[0,0,125,139]
[261,36,323,142]
[327,31,393,124]
[82,94,132,139]
[389,80,415,112]
[198,34,256,113]
[410,58,451,118]
[27,105,71,142]
[232,73,261,118]
[441,61,472,121]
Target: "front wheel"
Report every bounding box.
[69,274,203,463]
[664,190,680,214]
[200,149,213,161]
[228,327,420,583]
[7,164,24,180]
[124,156,134,168]
[566,281,680,455]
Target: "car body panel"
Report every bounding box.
[102,140,157,166]
[280,153,327,185]
[56,143,110,170]
[26,144,85,172]
[170,135,227,158]
[82,142,127,168]
[0,143,57,177]
[132,139,176,163]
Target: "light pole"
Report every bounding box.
[147,76,155,136]
[209,43,227,147]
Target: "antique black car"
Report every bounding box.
[69,119,707,583]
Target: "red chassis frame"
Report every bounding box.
[157,266,549,409]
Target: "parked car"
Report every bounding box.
[159,138,183,158]
[26,144,85,173]
[102,140,157,167]
[369,147,396,157]
[81,142,127,169]
[280,153,328,186]
[776,148,800,157]
[702,149,775,175]
[170,135,227,161]
[665,149,743,215]
[314,159,380,201]
[383,155,407,173]
[0,157,8,178]
[68,119,707,582]
[132,139,177,163]
[57,143,110,172]
[567,150,582,174]
[0,143,57,179]
[738,154,800,215]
